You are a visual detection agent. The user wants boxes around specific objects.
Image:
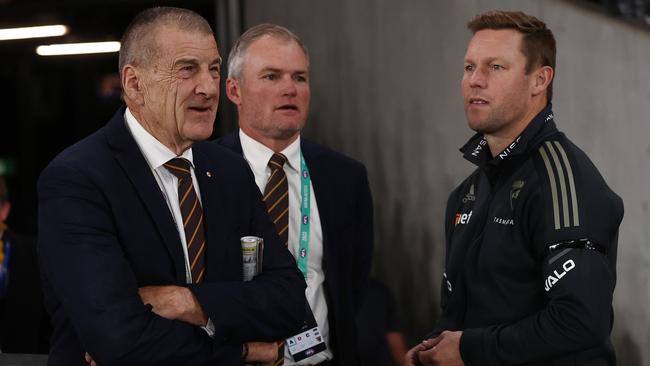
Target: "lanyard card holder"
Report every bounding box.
[285,300,327,361]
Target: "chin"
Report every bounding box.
[186,125,214,142]
[272,120,304,135]
[466,110,492,132]
[466,117,484,132]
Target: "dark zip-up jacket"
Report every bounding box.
[429,104,623,366]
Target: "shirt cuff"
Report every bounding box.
[201,317,215,338]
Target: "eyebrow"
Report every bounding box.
[259,67,308,75]
[174,56,222,67]
[464,57,503,64]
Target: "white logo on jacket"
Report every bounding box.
[544,259,576,292]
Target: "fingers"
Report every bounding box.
[418,346,437,366]
[245,341,281,363]
[422,334,444,349]
[84,352,98,366]
[405,344,425,366]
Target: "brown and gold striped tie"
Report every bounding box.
[263,153,289,365]
[263,153,289,247]
[164,158,206,283]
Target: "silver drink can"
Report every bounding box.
[241,236,263,281]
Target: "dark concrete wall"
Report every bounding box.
[241,1,650,363]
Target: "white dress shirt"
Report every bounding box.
[239,130,333,365]
[124,108,214,335]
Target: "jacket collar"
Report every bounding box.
[461,103,556,169]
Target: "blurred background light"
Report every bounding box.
[0,24,68,41]
[36,41,120,56]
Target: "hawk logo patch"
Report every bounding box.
[510,180,525,209]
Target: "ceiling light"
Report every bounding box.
[0,25,68,41]
[36,41,121,56]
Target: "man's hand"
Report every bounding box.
[417,331,464,366]
[244,342,281,366]
[404,342,427,366]
[138,285,207,326]
[84,352,97,366]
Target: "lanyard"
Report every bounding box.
[297,151,311,278]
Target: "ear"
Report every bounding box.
[121,65,145,105]
[0,202,10,223]
[226,77,242,105]
[531,65,554,97]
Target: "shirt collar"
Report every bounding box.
[461,103,555,168]
[124,108,194,170]
[239,129,301,173]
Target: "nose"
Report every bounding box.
[281,75,298,97]
[468,67,487,89]
[195,68,219,99]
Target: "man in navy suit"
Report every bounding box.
[38,8,305,366]
[218,24,373,365]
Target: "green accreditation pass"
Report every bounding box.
[297,152,311,278]
[285,152,327,362]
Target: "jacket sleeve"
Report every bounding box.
[38,163,240,366]
[458,146,624,366]
[352,164,374,313]
[189,163,307,343]
[459,240,616,365]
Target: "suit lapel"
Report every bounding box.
[218,131,244,155]
[103,108,186,282]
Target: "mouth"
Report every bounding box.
[276,104,299,112]
[468,98,489,105]
[188,105,213,113]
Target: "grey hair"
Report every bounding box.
[118,7,214,75]
[227,23,309,79]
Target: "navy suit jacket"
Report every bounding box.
[217,132,373,366]
[38,108,306,366]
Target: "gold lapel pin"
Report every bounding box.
[206,171,212,178]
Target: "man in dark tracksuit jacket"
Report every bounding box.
[406,11,623,366]
[433,104,622,366]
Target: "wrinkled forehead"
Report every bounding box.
[155,25,220,61]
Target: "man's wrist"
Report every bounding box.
[181,286,208,326]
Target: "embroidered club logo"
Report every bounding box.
[510,180,525,210]
[462,184,476,203]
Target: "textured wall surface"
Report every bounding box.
[242,0,650,363]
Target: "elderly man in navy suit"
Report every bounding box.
[38,8,305,366]
[218,24,374,366]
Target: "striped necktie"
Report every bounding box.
[263,153,289,247]
[263,153,289,366]
[164,158,206,283]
